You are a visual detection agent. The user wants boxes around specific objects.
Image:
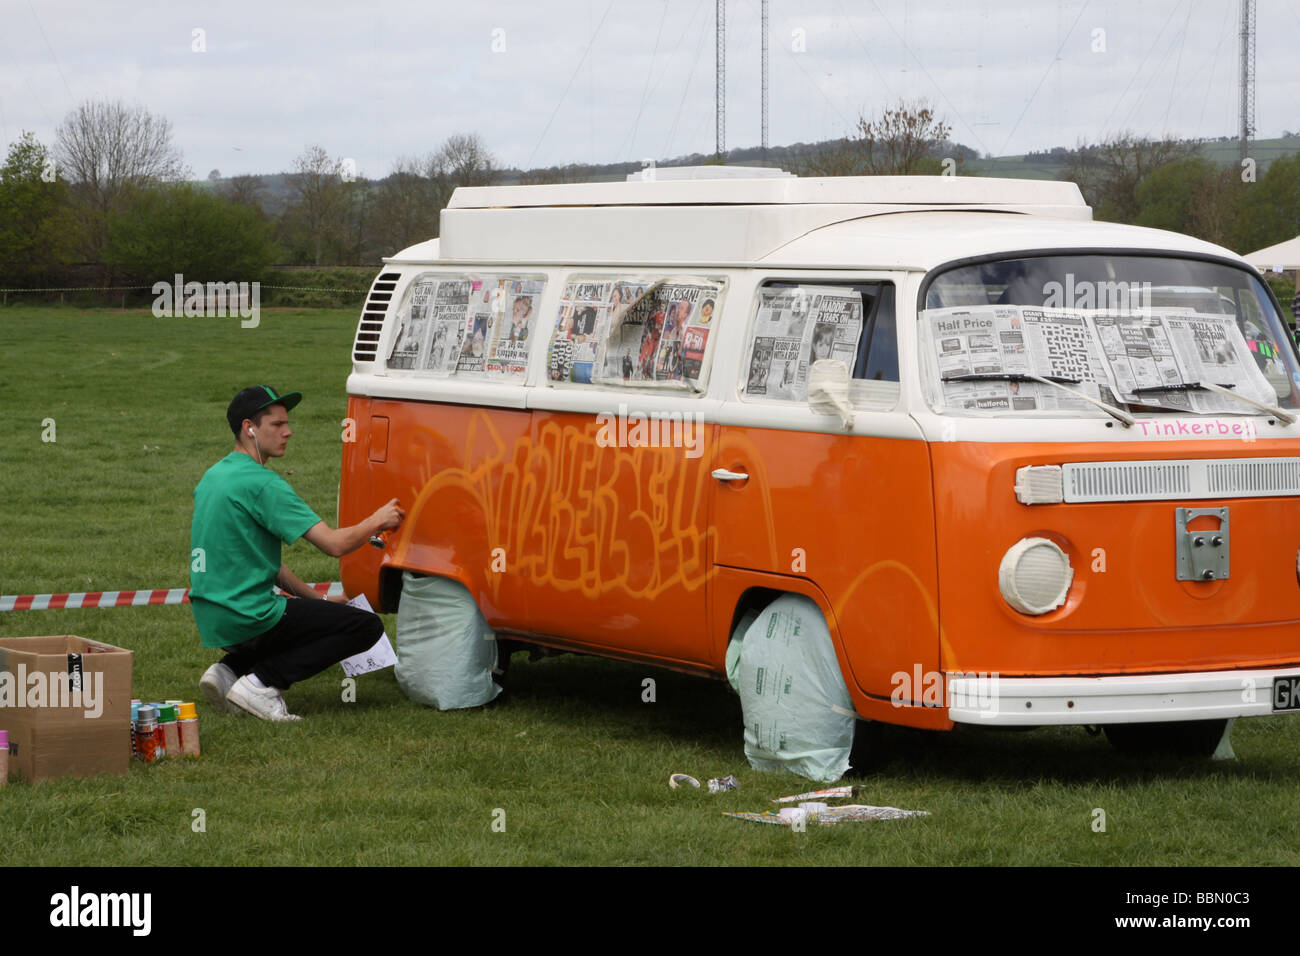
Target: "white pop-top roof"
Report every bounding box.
[447,174,1086,210]
[384,174,1244,271]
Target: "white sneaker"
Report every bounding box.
[199,663,242,716]
[225,675,303,722]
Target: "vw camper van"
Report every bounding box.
[338,170,1300,756]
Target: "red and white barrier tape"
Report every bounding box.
[0,582,344,612]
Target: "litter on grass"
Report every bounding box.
[771,785,858,803]
[725,805,930,826]
[669,773,701,789]
[707,775,739,793]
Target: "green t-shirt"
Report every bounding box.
[189,453,322,648]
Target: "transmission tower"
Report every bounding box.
[716,0,725,159]
[761,0,769,157]
[1238,0,1255,163]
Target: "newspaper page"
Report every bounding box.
[484,278,545,379]
[923,304,1278,415]
[923,306,1114,411]
[454,278,494,375]
[388,274,545,378]
[1161,312,1279,412]
[1092,312,1194,411]
[744,287,865,400]
[594,278,723,390]
[547,278,622,384]
[387,276,438,370]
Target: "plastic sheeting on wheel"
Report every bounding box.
[395,572,501,711]
[725,594,856,783]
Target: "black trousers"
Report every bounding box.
[218,597,383,690]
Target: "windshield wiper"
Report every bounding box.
[942,372,1135,427]
[1129,382,1296,425]
[943,372,1080,384]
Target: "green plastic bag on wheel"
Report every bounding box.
[395,572,501,710]
[725,594,856,782]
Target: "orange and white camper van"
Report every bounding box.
[339,169,1300,756]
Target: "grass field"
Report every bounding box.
[3,306,1300,866]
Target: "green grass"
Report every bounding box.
[3,306,1300,866]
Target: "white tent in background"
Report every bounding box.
[1244,236,1300,276]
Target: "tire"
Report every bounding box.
[1102,719,1229,758]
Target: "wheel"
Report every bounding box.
[1102,719,1229,758]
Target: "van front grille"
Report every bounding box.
[1062,458,1300,502]
[352,272,401,363]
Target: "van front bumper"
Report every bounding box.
[947,667,1300,725]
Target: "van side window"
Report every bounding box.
[743,281,899,402]
[546,275,724,391]
[386,272,546,378]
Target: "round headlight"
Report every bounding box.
[999,537,1073,615]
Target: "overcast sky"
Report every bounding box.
[2,0,1297,180]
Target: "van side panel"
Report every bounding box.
[710,426,942,724]
[339,397,534,626]
[521,409,714,666]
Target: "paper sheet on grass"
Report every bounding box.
[339,593,397,677]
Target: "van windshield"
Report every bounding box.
[920,254,1300,416]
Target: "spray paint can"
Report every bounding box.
[130,702,141,759]
[158,705,181,759]
[177,702,200,757]
[0,729,8,787]
[134,705,160,763]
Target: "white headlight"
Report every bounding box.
[999,537,1073,615]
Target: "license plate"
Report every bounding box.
[1272,676,1300,712]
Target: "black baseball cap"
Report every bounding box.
[226,385,303,436]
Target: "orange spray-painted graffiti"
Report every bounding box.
[386,409,719,602]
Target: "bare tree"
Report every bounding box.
[797,100,955,177]
[222,174,268,214]
[287,145,353,266]
[369,158,442,257]
[1063,133,1197,222]
[854,100,953,175]
[367,133,498,255]
[55,99,187,262]
[431,133,497,187]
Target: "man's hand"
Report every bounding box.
[304,498,406,558]
[370,498,405,532]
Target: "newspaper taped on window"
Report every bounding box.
[386,273,544,379]
[744,287,864,401]
[546,276,724,390]
[920,304,1279,414]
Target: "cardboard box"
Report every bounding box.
[0,635,133,782]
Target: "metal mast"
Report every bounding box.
[1238,0,1255,163]
[716,0,725,159]
[761,0,769,157]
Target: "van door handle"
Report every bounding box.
[711,468,749,482]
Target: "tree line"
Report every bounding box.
[2,98,1298,294]
[0,99,496,290]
